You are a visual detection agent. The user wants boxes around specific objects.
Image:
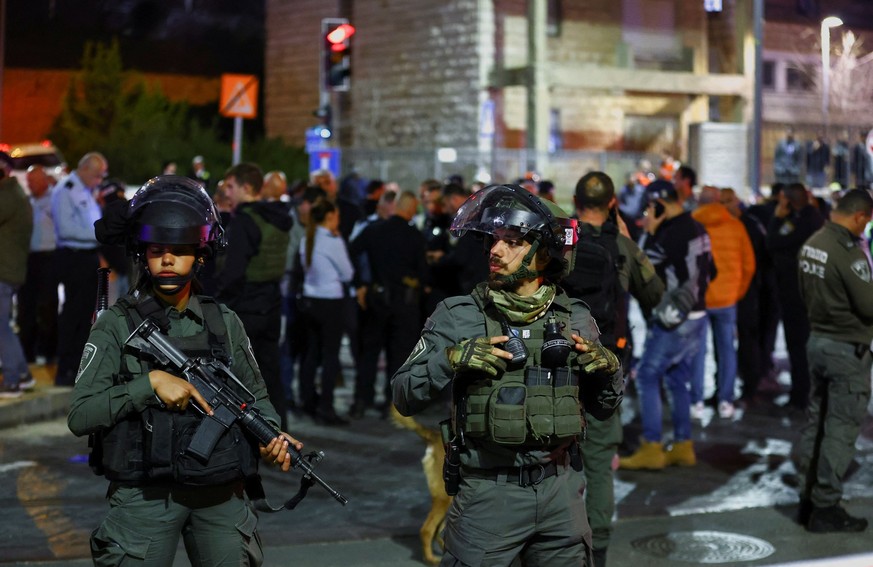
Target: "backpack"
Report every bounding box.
[561,221,628,355]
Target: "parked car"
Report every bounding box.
[0,140,67,192]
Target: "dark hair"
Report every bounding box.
[676,165,697,187]
[575,171,615,210]
[365,179,385,196]
[421,178,442,192]
[770,182,785,199]
[305,200,337,267]
[302,184,327,204]
[442,182,469,199]
[835,189,873,215]
[785,183,809,209]
[224,163,264,195]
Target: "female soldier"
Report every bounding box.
[68,175,302,566]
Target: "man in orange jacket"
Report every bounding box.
[690,186,756,419]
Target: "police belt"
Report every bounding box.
[462,460,560,487]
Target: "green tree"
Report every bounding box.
[51,40,124,162]
[51,40,308,186]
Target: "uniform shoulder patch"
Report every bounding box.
[851,259,871,283]
[76,343,98,383]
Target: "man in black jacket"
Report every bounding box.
[766,183,824,411]
[217,163,294,430]
[348,191,428,418]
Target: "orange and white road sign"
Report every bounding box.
[220,74,259,119]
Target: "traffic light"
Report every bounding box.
[322,19,355,92]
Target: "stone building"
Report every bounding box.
[265,0,873,195]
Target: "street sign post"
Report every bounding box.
[309,148,341,178]
[305,126,330,154]
[220,74,259,165]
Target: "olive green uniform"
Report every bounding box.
[393,285,623,566]
[797,221,873,508]
[68,295,280,567]
[581,228,664,552]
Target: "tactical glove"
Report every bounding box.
[446,338,508,377]
[575,337,621,375]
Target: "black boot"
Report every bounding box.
[591,547,607,567]
[807,505,868,533]
[797,498,812,526]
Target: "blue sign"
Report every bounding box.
[305,126,330,153]
[309,148,341,177]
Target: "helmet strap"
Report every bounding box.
[492,239,542,285]
[150,271,194,295]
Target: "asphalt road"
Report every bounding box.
[2,308,873,566]
[2,394,872,567]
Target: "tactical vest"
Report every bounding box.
[244,210,290,283]
[457,291,584,446]
[91,295,259,486]
[562,221,628,355]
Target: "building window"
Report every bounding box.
[786,65,813,92]
[547,0,561,37]
[549,108,562,153]
[762,60,775,89]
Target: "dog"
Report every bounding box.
[390,405,453,565]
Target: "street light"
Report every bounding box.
[821,15,843,131]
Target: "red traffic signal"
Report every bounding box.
[326,23,355,50]
[322,19,354,91]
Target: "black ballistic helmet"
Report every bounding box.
[127,175,226,257]
[451,184,578,281]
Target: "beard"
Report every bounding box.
[487,271,523,293]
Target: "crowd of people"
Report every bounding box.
[0,144,871,565]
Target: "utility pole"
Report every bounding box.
[526,0,548,174]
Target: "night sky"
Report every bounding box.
[6,0,265,75]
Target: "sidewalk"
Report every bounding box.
[0,363,72,430]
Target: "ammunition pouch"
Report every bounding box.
[462,364,583,445]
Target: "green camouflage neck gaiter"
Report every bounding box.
[490,283,556,324]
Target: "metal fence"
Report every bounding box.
[342,147,661,206]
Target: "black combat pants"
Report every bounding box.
[55,247,98,385]
[16,250,58,362]
[354,290,421,409]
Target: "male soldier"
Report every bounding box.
[796,189,873,533]
[216,163,294,430]
[562,172,664,567]
[393,185,622,565]
[51,152,107,385]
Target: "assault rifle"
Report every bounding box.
[125,317,348,508]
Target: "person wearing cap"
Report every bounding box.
[562,171,664,567]
[619,179,714,470]
[68,175,304,566]
[0,151,35,398]
[50,151,107,386]
[189,155,211,191]
[393,184,622,566]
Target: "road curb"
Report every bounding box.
[0,388,72,430]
